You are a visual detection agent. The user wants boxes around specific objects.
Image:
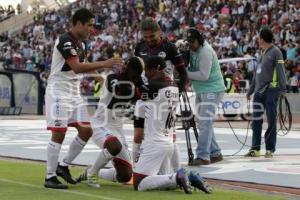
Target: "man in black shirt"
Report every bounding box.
[133,17,187,172]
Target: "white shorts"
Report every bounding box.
[133,144,174,176]
[91,106,127,148]
[91,106,131,166]
[45,93,90,132]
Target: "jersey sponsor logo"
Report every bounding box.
[165,89,178,99]
[158,51,167,59]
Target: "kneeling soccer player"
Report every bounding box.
[133,56,212,194]
[76,56,145,187]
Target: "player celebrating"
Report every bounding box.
[133,56,212,194]
[76,56,145,187]
[44,8,123,189]
[133,17,187,171]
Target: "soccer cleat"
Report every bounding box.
[244,150,260,157]
[56,164,77,184]
[188,171,212,194]
[87,172,100,188]
[265,150,273,158]
[76,166,100,188]
[76,167,88,183]
[44,176,68,189]
[176,168,192,194]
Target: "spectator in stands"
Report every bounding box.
[233,69,244,93]
[3,48,12,68]
[0,0,299,93]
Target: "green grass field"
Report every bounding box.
[0,159,287,200]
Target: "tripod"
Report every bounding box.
[179,89,199,164]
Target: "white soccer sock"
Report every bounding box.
[138,174,177,191]
[171,144,180,172]
[98,168,117,182]
[60,136,86,167]
[132,142,141,163]
[47,141,61,179]
[89,149,113,175]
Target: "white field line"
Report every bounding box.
[0,178,122,200]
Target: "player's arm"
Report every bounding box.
[133,118,144,143]
[132,99,145,163]
[66,57,122,74]
[169,43,188,91]
[57,39,123,73]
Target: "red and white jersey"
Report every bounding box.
[134,79,179,147]
[47,32,86,96]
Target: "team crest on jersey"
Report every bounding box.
[158,51,166,59]
[70,49,77,56]
[165,90,171,98]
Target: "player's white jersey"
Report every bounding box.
[135,80,179,146]
[46,32,86,96]
[91,73,146,144]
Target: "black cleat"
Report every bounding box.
[176,168,192,194]
[44,176,68,189]
[56,164,77,184]
[76,167,88,183]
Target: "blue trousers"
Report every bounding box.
[251,88,280,152]
[194,92,224,160]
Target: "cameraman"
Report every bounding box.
[185,28,226,166]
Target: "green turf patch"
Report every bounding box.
[0,159,286,200]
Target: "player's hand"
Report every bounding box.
[94,75,104,84]
[103,58,124,68]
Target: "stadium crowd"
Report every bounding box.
[0,4,21,22]
[0,0,300,93]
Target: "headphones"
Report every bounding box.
[187,27,205,46]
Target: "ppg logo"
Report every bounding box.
[222,101,241,109]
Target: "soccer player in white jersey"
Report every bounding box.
[76,56,146,187]
[44,8,123,189]
[133,56,212,194]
